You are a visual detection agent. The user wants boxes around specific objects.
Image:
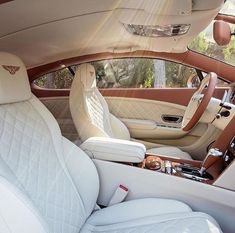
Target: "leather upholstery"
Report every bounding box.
[70,63,192,160]
[81,199,221,233]
[81,137,146,162]
[0,95,99,233]
[70,64,116,141]
[0,53,221,233]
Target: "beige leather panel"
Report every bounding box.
[105,97,221,160]
[81,137,145,162]
[0,1,223,68]
[105,97,185,128]
[94,159,235,233]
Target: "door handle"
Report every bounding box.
[161,114,183,123]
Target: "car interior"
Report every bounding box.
[0,0,235,233]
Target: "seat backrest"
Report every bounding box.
[0,52,99,233]
[70,63,130,142]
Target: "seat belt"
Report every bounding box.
[108,184,129,206]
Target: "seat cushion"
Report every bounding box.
[147,147,192,160]
[81,198,222,233]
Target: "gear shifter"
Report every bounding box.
[199,148,223,176]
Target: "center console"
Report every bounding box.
[139,155,213,183]
[138,136,235,185]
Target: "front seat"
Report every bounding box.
[70,63,192,160]
[0,53,221,232]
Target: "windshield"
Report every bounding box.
[189,0,235,67]
[220,0,235,16]
[188,0,235,66]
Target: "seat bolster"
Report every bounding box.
[62,137,100,216]
[0,177,49,233]
[82,198,222,233]
[110,113,130,141]
[85,198,192,226]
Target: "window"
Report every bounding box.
[33,67,74,89]
[34,58,197,89]
[72,58,196,88]
[220,0,235,16]
[33,58,228,89]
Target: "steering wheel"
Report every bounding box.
[182,72,217,131]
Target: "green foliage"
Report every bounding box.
[34,58,193,89]
[92,58,154,88]
[165,62,196,87]
[190,32,209,54]
[34,68,73,89]
[222,30,235,64]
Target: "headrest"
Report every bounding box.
[0,52,31,104]
[74,63,96,90]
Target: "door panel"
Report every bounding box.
[38,90,222,160]
[104,96,221,160]
[105,97,185,128]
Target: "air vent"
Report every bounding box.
[123,23,190,37]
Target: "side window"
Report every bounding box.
[73,58,197,88]
[35,58,229,90]
[33,68,73,89]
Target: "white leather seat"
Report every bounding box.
[82,199,221,233]
[70,63,192,160]
[0,52,221,233]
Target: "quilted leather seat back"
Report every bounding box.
[70,64,114,142]
[0,53,99,233]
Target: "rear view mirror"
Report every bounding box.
[213,20,231,46]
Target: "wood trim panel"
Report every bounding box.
[139,155,215,185]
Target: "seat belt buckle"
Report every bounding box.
[108,184,128,206]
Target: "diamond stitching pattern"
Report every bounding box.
[106,98,184,127]
[0,100,85,233]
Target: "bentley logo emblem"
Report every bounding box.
[90,71,94,76]
[2,65,20,75]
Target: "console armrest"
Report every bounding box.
[80,137,146,162]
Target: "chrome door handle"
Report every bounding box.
[161,115,183,123]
